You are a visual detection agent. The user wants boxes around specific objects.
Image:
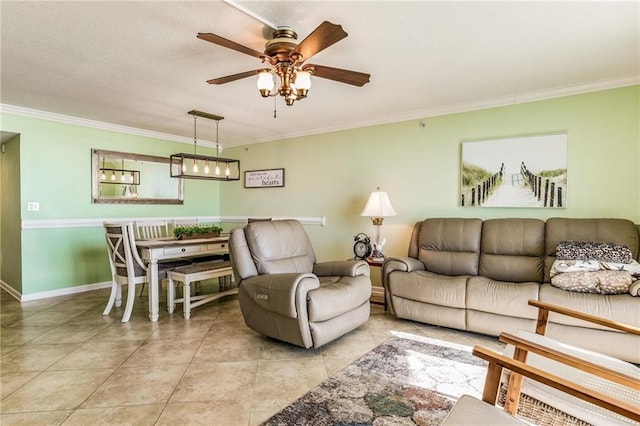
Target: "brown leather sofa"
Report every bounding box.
[382,218,640,363]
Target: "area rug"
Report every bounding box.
[262,332,489,426]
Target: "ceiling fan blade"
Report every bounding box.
[197,33,264,59]
[304,64,370,87]
[207,69,266,85]
[292,21,348,61]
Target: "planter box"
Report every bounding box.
[175,231,221,240]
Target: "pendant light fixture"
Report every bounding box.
[170,110,240,181]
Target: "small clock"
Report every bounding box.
[353,233,372,260]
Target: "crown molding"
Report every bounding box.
[236,75,640,146]
[2,76,638,148]
[0,104,218,148]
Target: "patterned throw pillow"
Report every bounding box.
[556,241,633,263]
[551,271,632,295]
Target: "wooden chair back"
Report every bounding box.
[135,219,169,240]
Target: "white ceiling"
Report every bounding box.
[1,1,638,148]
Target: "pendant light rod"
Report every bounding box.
[215,120,220,157]
[192,115,197,155]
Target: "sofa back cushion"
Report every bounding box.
[244,219,316,275]
[479,218,545,283]
[411,218,482,276]
[544,218,640,282]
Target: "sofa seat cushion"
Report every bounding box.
[539,284,640,330]
[307,275,371,322]
[467,277,540,319]
[388,271,467,308]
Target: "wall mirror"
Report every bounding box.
[92,149,184,204]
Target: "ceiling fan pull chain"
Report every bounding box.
[273,95,277,119]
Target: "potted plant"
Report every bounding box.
[173,224,223,240]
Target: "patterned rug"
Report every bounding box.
[262,332,489,426]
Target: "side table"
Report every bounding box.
[366,257,386,310]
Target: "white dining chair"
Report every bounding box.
[135,219,192,297]
[135,219,169,296]
[171,218,199,229]
[103,222,150,322]
[135,219,169,240]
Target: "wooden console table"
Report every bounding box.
[366,257,386,310]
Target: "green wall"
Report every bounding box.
[1,85,638,297]
[0,114,224,295]
[222,86,640,262]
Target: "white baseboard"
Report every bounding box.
[1,280,112,302]
[0,280,21,301]
[371,285,385,305]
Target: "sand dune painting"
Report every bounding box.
[460,133,568,208]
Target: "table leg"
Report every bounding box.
[167,277,176,314]
[183,280,191,320]
[147,259,160,322]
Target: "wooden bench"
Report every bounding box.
[167,261,235,319]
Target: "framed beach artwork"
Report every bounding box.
[460,133,568,208]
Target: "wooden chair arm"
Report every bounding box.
[528,299,640,336]
[499,332,640,390]
[472,345,640,422]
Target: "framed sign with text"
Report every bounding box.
[244,168,285,188]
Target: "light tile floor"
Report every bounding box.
[1,285,504,425]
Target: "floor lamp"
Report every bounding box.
[361,187,397,260]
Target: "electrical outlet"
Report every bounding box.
[27,201,40,211]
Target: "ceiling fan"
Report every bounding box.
[197,21,371,106]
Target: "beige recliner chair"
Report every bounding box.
[229,219,371,348]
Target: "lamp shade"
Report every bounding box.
[361,188,397,217]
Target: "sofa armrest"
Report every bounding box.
[240,272,320,318]
[381,257,426,297]
[384,256,426,273]
[313,260,370,278]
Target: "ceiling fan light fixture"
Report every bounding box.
[257,71,274,97]
[199,21,370,110]
[294,70,311,98]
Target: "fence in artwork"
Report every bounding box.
[520,162,565,208]
[460,163,504,207]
